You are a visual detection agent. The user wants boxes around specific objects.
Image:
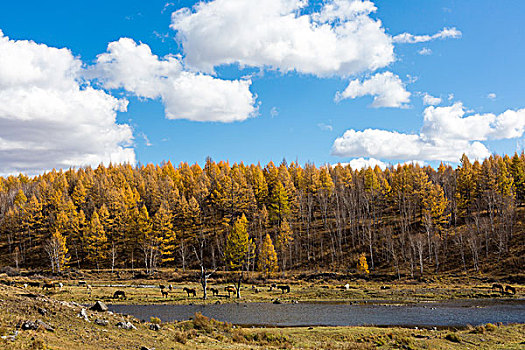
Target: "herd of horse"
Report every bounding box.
[107,283,293,300]
[5,278,518,299]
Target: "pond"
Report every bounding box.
[108,299,525,327]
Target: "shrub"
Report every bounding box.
[150,316,161,324]
[445,333,461,343]
[173,330,187,344]
[485,323,497,332]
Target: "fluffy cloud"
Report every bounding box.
[345,157,387,170]
[422,93,441,106]
[335,72,410,108]
[93,38,257,122]
[487,93,497,100]
[418,47,432,55]
[170,0,394,77]
[332,102,525,162]
[0,30,134,175]
[393,27,461,44]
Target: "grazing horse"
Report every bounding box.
[277,285,290,294]
[161,290,169,298]
[113,290,126,299]
[28,281,40,288]
[210,287,219,296]
[183,287,196,297]
[505,285,516,295]
[42,282,56,291]
[224,285,236,298]
[492,283,504,293]
[269,283,277,291]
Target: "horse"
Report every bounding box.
[161,290,169,298]
[78,280,87,286]
[210,287,219,296]
[224,285,236,298]
[42,282,56,291]
[159,284,166,290]
[505,285,516,295]
[113,290,126,299]
[28,281,40,288]
[492,283,504,293]
[168,284,173,291]
[277,285,290,294]
[183,287,196,297]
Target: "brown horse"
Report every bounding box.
[277,285,291,294]
[42,282,56,291]
[224,285,236,298]
[161,289,169,298]
[113,290,126,299]
[183,287,196,297]
[492,283,504,293]
[505,285,516,295]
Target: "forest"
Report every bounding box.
[0,153,523,278]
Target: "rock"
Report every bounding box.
[37,307,47,316]
[116,321,136,330]
[78,308,90,322]
[36,319,54,332]
[95,319,109,326]
[149,323,161,331]
[90,301,108,312]
[21,320,38,330]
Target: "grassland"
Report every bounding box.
[0,282,524,350]
[2,268,522,306]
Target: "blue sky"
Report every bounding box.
[0,0,524,174]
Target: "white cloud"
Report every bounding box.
[170,0,394,77]
[418,47,432,55]
[393,27,462,44]
[270,107,279,118]
[318,123,333,131]
[332,102,525,162]
[487,93,497,100]
[93,38,257,122]
[422,93,442,106]
[335,71,410,108]
[347,157,387,170]
[0,30,135,175]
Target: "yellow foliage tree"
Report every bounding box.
[257,234,278,277]
[45,229,69,273]
[357,253,369,275]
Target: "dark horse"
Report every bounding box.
[492,283,504,293]
[505,285,516,295]
[210,287,219,296]
[161,289,169,298]
[113,290,126,299]
[277,285,291,294]
[183,287,196,297]
[224,285,236,298]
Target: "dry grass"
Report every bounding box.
[0,283,523,349]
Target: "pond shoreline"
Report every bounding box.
[107,299,525,328]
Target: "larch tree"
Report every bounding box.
[224,214,254,298]
[84,211,107,271]
[257,233,278,278]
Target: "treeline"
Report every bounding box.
[0,153,523,276]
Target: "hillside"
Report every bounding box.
[0,153,524,279]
